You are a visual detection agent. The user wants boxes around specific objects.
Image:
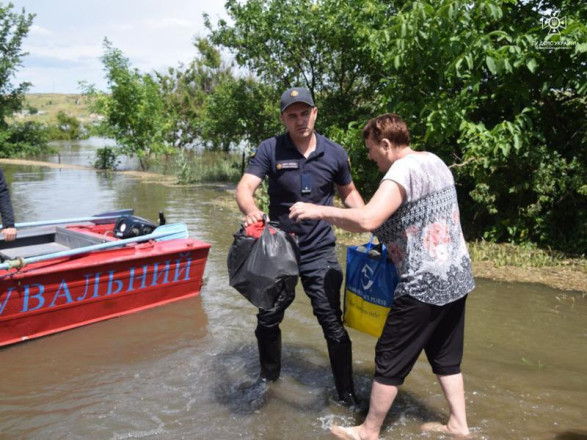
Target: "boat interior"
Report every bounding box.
[0,225,108,261]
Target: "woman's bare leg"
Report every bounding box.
[331,381,398,440]
[421,373,470,436]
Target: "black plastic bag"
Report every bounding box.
[227,221,299,310]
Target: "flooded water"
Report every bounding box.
[0,142,585,440]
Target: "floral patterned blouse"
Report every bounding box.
[374,152,475,306]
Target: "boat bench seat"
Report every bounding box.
[54,226,105,249]
[0,226,107,261]
[0,242,71,260]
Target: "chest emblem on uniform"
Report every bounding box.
[276,161,299,170]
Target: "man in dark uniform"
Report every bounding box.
[0,167,16,241]
[236,87,364,406]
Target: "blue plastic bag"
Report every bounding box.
[344,236,398,337]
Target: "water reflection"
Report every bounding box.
[0,142,585,439]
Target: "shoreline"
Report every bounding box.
[2,157,585,294]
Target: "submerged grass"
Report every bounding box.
[175,150,243,184]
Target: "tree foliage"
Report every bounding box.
[200,76,282,151]
[0,121,49,157]
[207,0,586,254]
[353,0,587,253]
[0,3,49,157]
[83,39,170,170]
[47,111,85,140]
[0,2,33,127]
[156,38,235,151]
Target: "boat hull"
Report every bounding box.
[0,227,210,347]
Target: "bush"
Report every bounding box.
[0,122,51,157]
[94,146,120,170]
[46,111,87,140]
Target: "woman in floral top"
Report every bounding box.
[289,113,474,440]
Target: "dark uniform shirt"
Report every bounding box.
[246,132,352,255]
[0,168,15,228]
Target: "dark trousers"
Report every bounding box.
[254,246,357,403]
[255,245,349,344]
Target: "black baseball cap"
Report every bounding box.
[280,87,315,113]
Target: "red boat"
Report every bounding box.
[0,210,211,347]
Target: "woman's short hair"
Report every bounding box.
[362,113,410,146]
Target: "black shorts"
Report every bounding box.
[373,294,467,386]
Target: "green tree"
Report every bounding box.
[156,38,234,151]
[83,39,170,170]
[49,111,84,140]
[200,76,281,152]
[0,3,48,157]
[0,121,48,157]
[0,2,34,127]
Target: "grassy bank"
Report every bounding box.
[467,241,586,294]
[12,93,93,125]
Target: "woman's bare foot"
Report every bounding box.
[421,422,471,436]
[330,425,363,440]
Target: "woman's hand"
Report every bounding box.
[289,202,322,222]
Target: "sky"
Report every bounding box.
[9,0,229,94]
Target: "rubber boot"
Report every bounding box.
[327,339,359,407]
[256,328,282,382]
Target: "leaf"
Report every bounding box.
[465,54,474,70]
[393,55,401,70]
[488,4,501,20]
[499,142,511,157]
[513,134,522,151]
[486,56,497,75]
[526,58,538,73]
[455,58,463,77]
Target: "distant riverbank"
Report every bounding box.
[2,157,585,294]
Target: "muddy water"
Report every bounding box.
[0,145,585,440]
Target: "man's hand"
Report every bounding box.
[2,227,17,241]
[244,209,266,226]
